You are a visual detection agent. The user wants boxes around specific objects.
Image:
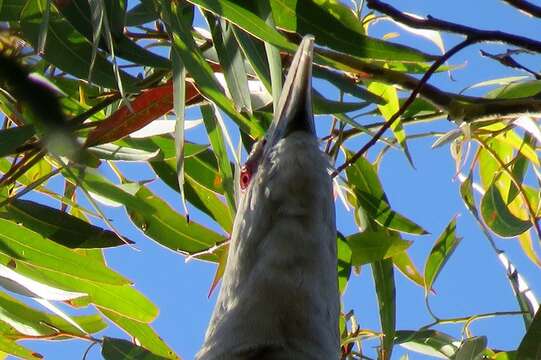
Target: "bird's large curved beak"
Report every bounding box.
[266,35,315,145]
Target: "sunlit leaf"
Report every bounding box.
[392,250,425,288]
[12,260,158,323]
[345,153,427,235]
[454,336,487,360]
[100,309,179,359]
[368,81,413,165]
[0,199,129,248]
[372,259,395,359]
[396,330,460,358]
[127,186,225,257]
[480,183,531,238]
[424,217,461,293]
[0,288,105,337]
[347,230,411,266]
[0,334,42,360]
[0,218,129,285]
[337,235,352,294]
[201,104,236,213]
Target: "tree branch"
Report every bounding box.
[366,0,541,53]
[502,0,541,18]
[317,48,541,124]
[331,39,474,177]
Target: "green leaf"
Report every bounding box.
[270,0,434,62]
[424,217,461,293]
[167,1,191,221]
[151,160,233,231]
[152,154,222,196]
[118,137,207,161]
[460,170,479,217]
[312,92,370,115]
[63,167,225,256]
[494,351,517,360]
[395,330,459,358]
[20,0,139,90]
[11,260,158,323]
[184,150,226,193]
[185,176,234,232]
[127,186,225,256]
[126,2,158,26]
[454,336,487,360]
[0,0,26,20]
[186,0,295,54]
[88,143,160,161]
[0,126,35,157]
[507,134,532,204]
[337,235,352,294]
[347,230,411,266]
[159,1,264,139]
[372,258,395,360]
[54,0,170,68]
[0,334,42,360]
[345,153,427,235]
[0,218,129,285]
[487,79,541,99]
[392,250,425,288]
[201,104,236,213]
[232,26,272,92]
[0,290,106,337]
[313,66,384,103]
[368,81,413,166]
[256,0,283,108]
[100,309,179,359]
[207,15,252,114]
[0,199,129,248]
[481,183,531,237]
[517,307,541,360]
[102,337,170,360]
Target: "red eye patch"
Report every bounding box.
[240,165,252,190]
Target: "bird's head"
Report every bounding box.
[233,35,333,243]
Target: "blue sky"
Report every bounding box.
[17,0,541,359]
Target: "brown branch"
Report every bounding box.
[502,0,541,18]
[366,0,541,53]
[331,39,474,177]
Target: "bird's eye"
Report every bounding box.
[240,165,252,190]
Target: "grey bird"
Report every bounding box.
[196,35,340,360]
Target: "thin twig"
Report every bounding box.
[502,0,541,18]
[331,38,474,177]
[366,0,541,53]
[420,310,527,329]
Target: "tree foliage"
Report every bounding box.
[0,0,541,359]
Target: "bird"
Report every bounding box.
[196,35,340,360]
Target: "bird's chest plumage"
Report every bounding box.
[197,138,339,360]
